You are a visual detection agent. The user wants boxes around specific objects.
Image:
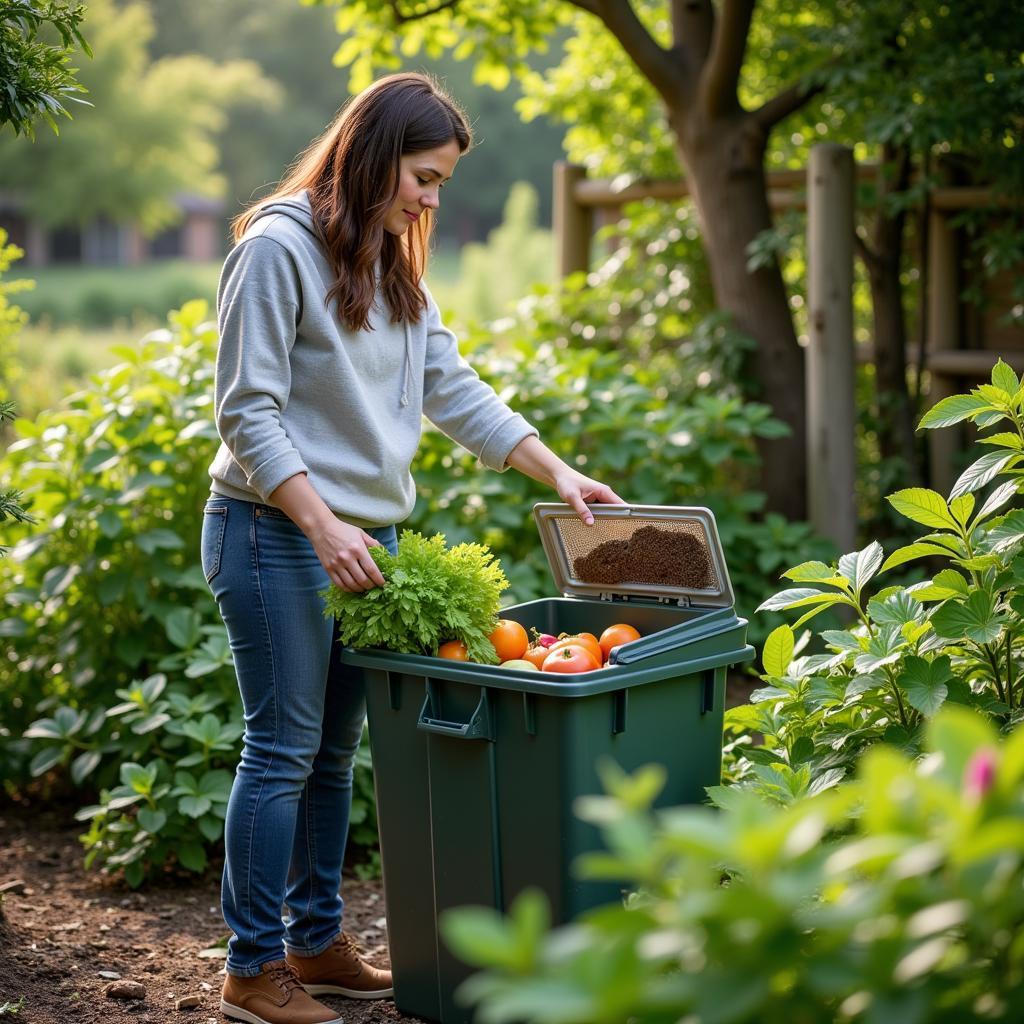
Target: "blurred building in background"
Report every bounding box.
[0,192,225,267]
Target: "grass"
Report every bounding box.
[13,250,465,329]
[13,261,222,328]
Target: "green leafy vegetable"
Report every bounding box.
[320,531,509,663]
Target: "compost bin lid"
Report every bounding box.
[532,503,735,609]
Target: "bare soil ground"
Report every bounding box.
[0,804,423,1024]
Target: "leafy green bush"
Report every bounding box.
[442,706,1024,1024]
[0,302,378,884]
[2,281,826,880]
[726,359,1024,803]
[1,399,34,556]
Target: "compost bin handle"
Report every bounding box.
[417,683,495,741]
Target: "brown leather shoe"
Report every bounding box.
[286,933,393,999]
[220,959,344,1024]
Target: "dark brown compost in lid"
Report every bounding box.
[532,504,735,608]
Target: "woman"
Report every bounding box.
[202,72,624,1024]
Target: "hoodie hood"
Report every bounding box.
[250,190,320,240]
[247,191,414,406]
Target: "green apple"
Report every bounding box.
[499,659,540,671]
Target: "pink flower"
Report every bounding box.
[963,748,998,801]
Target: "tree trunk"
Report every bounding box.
[671,110,808,521]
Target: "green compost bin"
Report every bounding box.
[340,504,755,1024]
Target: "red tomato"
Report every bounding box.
[548,633,603,667]
[438,640,469,661]
[599,623,641,660]
[488,619,529,662]
[542,643,600,674]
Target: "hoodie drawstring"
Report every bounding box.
[400,319,412,407]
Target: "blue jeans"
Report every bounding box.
[200,495,397,977]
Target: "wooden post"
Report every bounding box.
[807,144,857,555]
[554,162,592,280]
[925,201,961,496]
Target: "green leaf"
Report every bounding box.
[176,843,207,873]
[983,509,1024,552]
[762,625,794,677]
[70,749,102,786]
[198,815,223,843]
[930,591,1004,645]
[948,493,975,527]
[821,630,863,652]
[881,543,955,573]
[977,383,1016,407]
[24,717,64,740]
[991,358,1019,394]
[178,795,212,819]
[781,561,840,583]
[136,808,167,834]
[131,712,171,735]
[854,623,906,672]
[887,489,958,530]
[839,541,884,595]
[135,528,185,554]
[791,602,836,630]
[918,393,995,429]
[789,735,815,765]
[756,588,845,613]
[30,747,65,777]
[899,655,952,717]
[971,480,1019,527]
[39,563,81,601]
[441,906,531,972]
[166,608,202,649]
[140,674,167,702]
[977,431,1024,450]
[949,451,1018,500]
[121,762,156,794]
[97,508,122,537]
[867,590,923,627]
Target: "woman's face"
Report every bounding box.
[384,139,462,236]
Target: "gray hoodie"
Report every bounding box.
[208,192,538,529]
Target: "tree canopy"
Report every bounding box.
[0,0,278,231]
[0,0,91,137]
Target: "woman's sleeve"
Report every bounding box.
[420,286,538,471]
[214,236,310,500]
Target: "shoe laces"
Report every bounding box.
[333,932,362,957]
[266,960,304,994]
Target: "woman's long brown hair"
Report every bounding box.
[232,72,472,332]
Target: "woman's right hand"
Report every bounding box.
[268,473,388,592]
[308,517,387,592]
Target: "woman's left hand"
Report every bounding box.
[553,469,627,526]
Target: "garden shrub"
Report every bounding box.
[442,705,1024,1024]
[0,301,380,884]
[1,291,815,883]
[439,362,1024,1024]
[725,360,1024,803]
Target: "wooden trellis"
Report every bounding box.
[553,149,1024,550]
